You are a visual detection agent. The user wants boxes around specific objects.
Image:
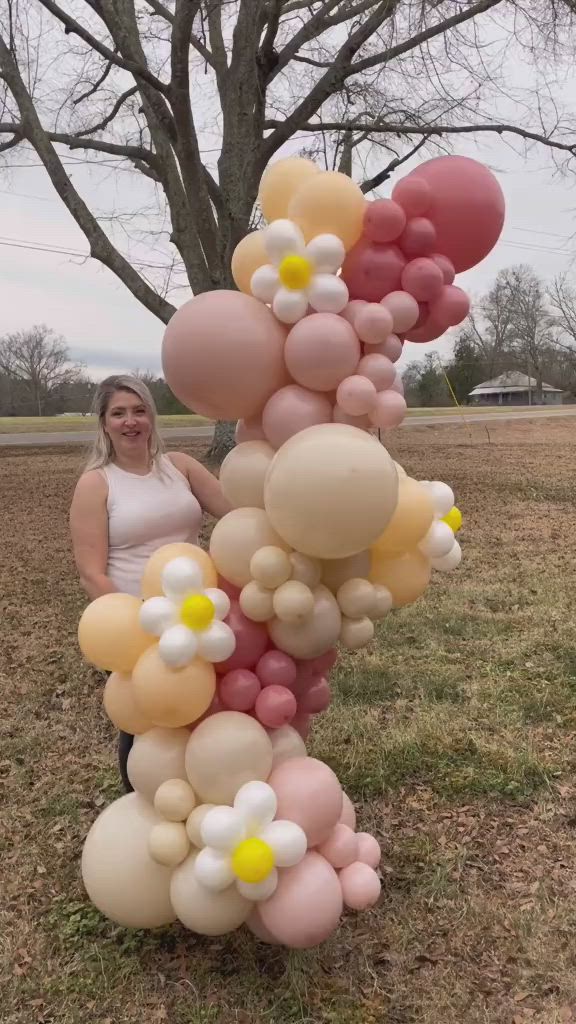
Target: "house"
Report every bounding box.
[468,372,564,406]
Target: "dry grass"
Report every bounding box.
[2,419,576,1024]
[0,415,207,434]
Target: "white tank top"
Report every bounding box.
[103,455,203,597]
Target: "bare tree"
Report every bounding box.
[500,265,558,403]
[550,274,576,347]
[2,1,576,453]
[0,325,83,415]
[460,272,518,379]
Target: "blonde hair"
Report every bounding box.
[85,375,164,471]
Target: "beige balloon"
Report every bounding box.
[142,543,217,599]
[288,171,366,249]
[154,779,196,822]
[103,672,154,735]
[239,581,275,623]
[220,441,275,510]
[210,508,291,588]
[289,552,322,589]
[171,851,252,936]
[148,822,190,867]
[231,230,268,293]
[372,477,434,556]
[269,725,307,768]
[322,550,372,592]
[186,804,215,847]
[264,424,398,560]
[78,594,153,674]
[127,727,191,802]
[82,793,176,928]
[394,461,407,478]
[372,584,393,619]
[185,712,273,804]
[250,545,292,589]
[273,581,315,623]
[340,615,375,650]
[132,647,215,729]
[336,578,376,618]
[259,157,320,222]
[370,548,431,608]
[268,584,341,660]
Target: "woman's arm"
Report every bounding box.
[70,471,117,601]
[169,452,231,519]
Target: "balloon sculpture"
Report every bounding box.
[78,154,504,947]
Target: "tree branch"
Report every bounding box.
[360,136,428,192]
[144,0,174,23]
[74,85,138,137]
[73,57,114,105]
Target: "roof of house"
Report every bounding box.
[469,372,563,396]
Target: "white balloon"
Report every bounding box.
[201,806,246,851]
[139,596,177,636]
[204,588,231,621]
[423,481,455,518]
[265,219,306,263]
[250,264,279,303]
[234,781,277,831]
[237,869,278,903]
[158,624,198,668]
[162,557,203,599]
[432,540,462,572]
[308,273,349,314]
[197,621,236,663]
[272,287,309,324]
[260,819,307,867]
[306,233,345,273]
[194,846,235,892]
[419,521,455,559]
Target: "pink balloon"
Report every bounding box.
[391,176,432,216]
[354,303,393,345]
[430,253,455,285]
[339,792,357,830]
[262,385,332,449]
[254,852,343,949]
[369,390,407,429]
[414,302,429,328]
[217,576,241,601]
[218,669,261,711]
[399,217,436,258]
[340,299,367,328]
[429,284,470,326]
[298,676,331,714]
[339,862,381,911]
[381,291,419,333]
[332,405,371,429]
[357,353,395,391]
[341,240,406,302]
[217,602,269,673]
[255,685,298,728]
[246,911,281,945]
[308,649,338,676]
[269,756,343,845]
[317,823,358,869]
[256,650,298,689]
[292,712,312,740]
[368,333,403,363]
[356,832,381,869]
[389,373,404,396]
[284,314,360,392]
[404,311,449,343]
[402,155,505,271]
[363,198,406,243]
[235,417,266,443]
[162,291,288,419]
[336,375,377,416]
[401,257,444,302]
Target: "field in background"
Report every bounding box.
[2,418,576,1024]
[0,414,208,434]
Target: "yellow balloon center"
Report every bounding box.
[442,506,463,533]
[278,254,312,291]
[180,594,215,631]
[232,838,275,884]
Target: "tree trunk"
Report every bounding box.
[207,419,236,465]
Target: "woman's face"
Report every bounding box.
[104,389,153,459]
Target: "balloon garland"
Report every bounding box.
[78,154,504,947]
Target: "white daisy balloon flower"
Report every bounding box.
[418,481,462,572]
[139,556,235,668]
[193,780,307,902]
[250,219,349,324]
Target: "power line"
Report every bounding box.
[0,234,172,269]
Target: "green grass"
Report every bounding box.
[0,414,209,433]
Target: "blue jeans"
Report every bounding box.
[118,731,134,792]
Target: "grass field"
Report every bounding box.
[2,419,576,1024]
[0,415,208,434]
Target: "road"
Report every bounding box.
[1,408,575,447]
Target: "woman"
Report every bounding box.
[70,374,230,791]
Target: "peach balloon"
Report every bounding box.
[127,727,191,802]
[339,792,357,830]
[288,171,366,250]
[317,824,358,869]
[268,584,341,659]
[185,712,273,804]
[210,508,291,588]
[162,291,287,420]
[262,385,333,450]
[256,852,343,948]
[239,581,275,622]
[339,862,381,910]
[78,594,153,674]
[171,852,252,935]
[372,476,434,556]
[284,314,360,392]
[289,552,322,588]
[235,417,266,444]
[82,794,176,928]
[370,548,431,608]
[264,424,398,559]
[132,647,216,728]
[142,543,217,598]
[103,672,153,735]
[220,441,275,510]
[259,156,320,222]
[269,724,307,767]
[356,832,381,869]
[322,550,372,592]
[231,230,267,293]
[269,756,343,845]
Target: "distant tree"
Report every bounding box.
[401,354,449,407]
[501,265,557,403]
[0,325,83,416]
[133,370,190,415]
[446,332,487,403]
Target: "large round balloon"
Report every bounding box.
[142,543,217,598]
[288,171,366,250]
[264,423,399,559]
[370,548,431,608]
[268,584,342,660]
[210,508,291,588]
[82,793,176,928]
[103,672,153,735]
[185,712,273,804]
[128,727,190,802]
[396,156,505,272]
[372,477,434,556]
[259,157,320,222]
[220,441,275,509]
[253,852,343,948]
[268,756,343,845]
[162,291,288,420]
[231,230,267,294]
[132,648,216,728]
[171,851,252,935]
[78,594,153,674]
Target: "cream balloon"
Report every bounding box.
[372,476,434,556]
[288,171,366,250]
[148,821,190,867]
[259,157,320,222]
[231,230,268,293]
[289,552,322,588]
[186,804,215,847]
[250,546,292,589]
[220,441,275,510]
[264,424,398,559]
[336,578,376,618]
[340,616,375,650]
[142,543,217,599]
[103,672,154,735]
[127,727,190,802]
[185,712,273,804]
[171,852,252,936]
[272,581,315,623]
[210,508,291,588]
[370,548,431,608]
[154,779,196,822]
[78,594,153,674]
[322,550,372,592]
[82,793,176,928]
[268,584,341,659]
[269,725,307,768]
[239,581,275,622]
[132,647,216,728]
